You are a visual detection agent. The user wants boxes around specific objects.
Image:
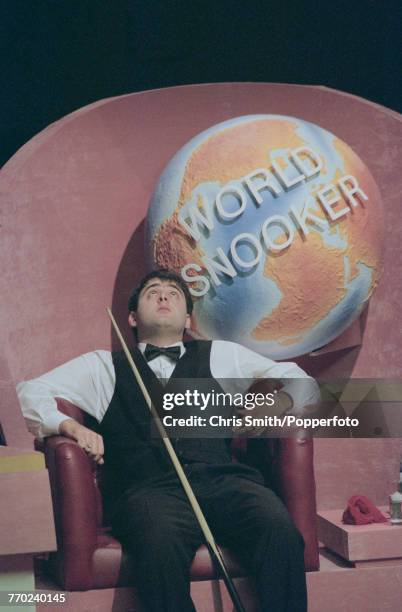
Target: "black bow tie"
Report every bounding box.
[144,344,181,363]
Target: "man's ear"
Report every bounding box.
[128,311,137,328]
[184,313,191,330]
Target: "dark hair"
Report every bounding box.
[128,268,193,314]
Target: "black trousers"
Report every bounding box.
[111,462,307,612]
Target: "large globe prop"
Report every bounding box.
[146,115,383,359]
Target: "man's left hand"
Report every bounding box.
[232,390,293,436]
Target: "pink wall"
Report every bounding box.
[1,83,401,504]
[314,439,401,510]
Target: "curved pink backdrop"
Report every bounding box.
[2,83,401,382]
[1,84,401,506]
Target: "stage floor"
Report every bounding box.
[35,548,402,612]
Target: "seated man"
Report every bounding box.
[18,268,319,612]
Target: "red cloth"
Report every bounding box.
[342,495,388,525]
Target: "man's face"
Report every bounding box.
[128,278,191,341]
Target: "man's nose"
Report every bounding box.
[158,293,168,301]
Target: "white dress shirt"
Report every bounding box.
[17,340,320,439]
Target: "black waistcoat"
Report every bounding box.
[99,340,232,492]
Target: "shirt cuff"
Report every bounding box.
[41,411,73,437]
[282,378,321,414]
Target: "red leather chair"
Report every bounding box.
[37,399,319,592]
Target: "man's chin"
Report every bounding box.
[148,321,185,336]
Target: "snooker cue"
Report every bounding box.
[107,307,246,612]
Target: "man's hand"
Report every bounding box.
[59,419,104,465]
[232,391,293,436]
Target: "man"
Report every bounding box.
[18,268,319,612]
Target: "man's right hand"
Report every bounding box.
[59,419,104,465]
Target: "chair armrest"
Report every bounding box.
[275,438,319,571]
[242,436,319,570]
[43,435,98,590]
